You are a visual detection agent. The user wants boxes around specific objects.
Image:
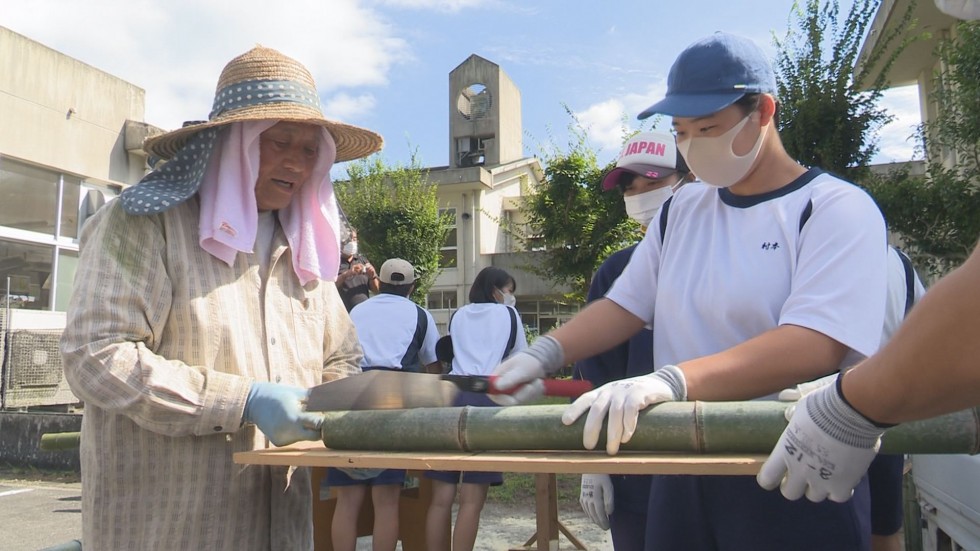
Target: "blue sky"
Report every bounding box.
[4,0,922,177]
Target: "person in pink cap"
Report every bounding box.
[573,131,691,551]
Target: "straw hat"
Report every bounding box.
[143,46,383,162]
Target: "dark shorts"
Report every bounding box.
[868,454,904,536]
[645,474,871,551]
[326,467,406,487]
[424,470,504,486]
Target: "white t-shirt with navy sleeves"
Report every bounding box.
[349,293,439,370]
[605,169,888,397]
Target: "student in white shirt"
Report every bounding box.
[492,32,888,550]
[425,266,526,551]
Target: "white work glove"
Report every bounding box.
[757,377,885,502]
[777,373,836,402]
[561,365,687,455]
[580,474,614,530]
[490,335,564,406]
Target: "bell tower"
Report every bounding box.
[448,55,523,168]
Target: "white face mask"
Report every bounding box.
[677,114,768,188]
[498,290,516,308]
[342,241,358,256]
[624,186,674,227]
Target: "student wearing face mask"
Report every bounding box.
[572,131,691,551]
[425,266,526,551]
[493,32,888,550]
[336,229,380,311]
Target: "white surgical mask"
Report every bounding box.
[342,241,358,256]
[677,114,768,188]
[498,290,516,308]
[624,186,674,227]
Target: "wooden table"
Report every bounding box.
[235,443,766,550]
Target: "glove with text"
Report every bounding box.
[489,335,564,406]
[561,365,687,455]
[580,473,614,531]
[243,382,323,446]
[757,377,885,502]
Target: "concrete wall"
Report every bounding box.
[0,26,148,185]
[448,55,523,167]
[0,412,81,471]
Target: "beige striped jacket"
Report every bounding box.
[62,197,362,550]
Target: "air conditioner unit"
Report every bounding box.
[1,329,78,408]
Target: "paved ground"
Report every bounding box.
[0,477,82,551]
[0,473,611,551]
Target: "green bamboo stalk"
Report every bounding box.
[319,402,980,455]
[39,432,81,451]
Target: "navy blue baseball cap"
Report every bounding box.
[638,32,777,119]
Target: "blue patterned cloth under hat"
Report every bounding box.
[121,46,383,215]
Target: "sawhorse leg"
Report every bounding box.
[510,473,589,551]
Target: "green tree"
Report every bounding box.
[864,21,980,276]
[334,153,454,302]
[516,117,640,301]
[774,0,916,180]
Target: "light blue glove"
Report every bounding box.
[243,382,323,446]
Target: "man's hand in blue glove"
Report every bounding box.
[243,382,323,446]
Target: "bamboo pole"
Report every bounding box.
[39,432,81,451]
[319,402,980,455]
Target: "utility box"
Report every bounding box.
[913,454,980,550]
[0,309,75,409]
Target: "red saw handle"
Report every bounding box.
[488,376,593,398]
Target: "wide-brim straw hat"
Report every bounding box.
[143,46,383,162]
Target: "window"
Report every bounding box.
[0,160,58,235]
[439,208,457,268]
[0,157,118,311]
[0,240,53,310]
[426,290,458,310]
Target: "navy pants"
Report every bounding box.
[644,474,871,551]
[868,454,904,536]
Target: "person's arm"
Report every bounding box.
[757,242,980,502]
[679,324,847,401]
[365,261,380,293]
[60,202,252,437]
[845,241,980,423]
[551,298,645,362]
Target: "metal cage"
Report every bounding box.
[1,328,77,408]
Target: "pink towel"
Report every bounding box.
[197,120,341,284]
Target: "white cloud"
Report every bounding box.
[2,0,410,131]
[572,99,631,154]
[570,81,670,160]
[874,85,923,163]
[373,0,488,11]
[323,93,378,120]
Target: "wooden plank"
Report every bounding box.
[234,443,766,476]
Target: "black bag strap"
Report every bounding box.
[799,199,919,317]
[399,305,428,372]
[502,306,518,362]
[893,247,917,316]
[798,199,813,233]
[658,196,674,246]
